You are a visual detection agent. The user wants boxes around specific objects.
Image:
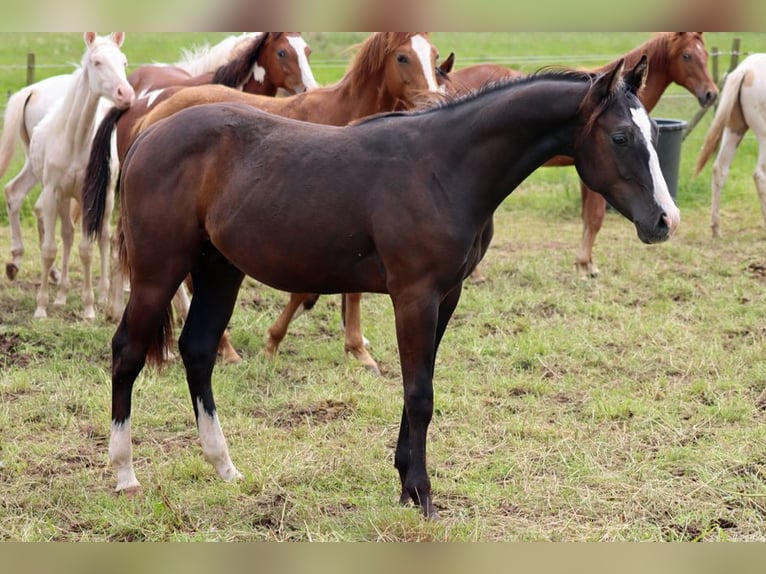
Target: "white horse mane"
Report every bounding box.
[176,32,264,75]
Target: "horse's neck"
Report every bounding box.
[50,68,102,153]
[618,37,672,112]
[433,81,584,218]
[332,72,400,121]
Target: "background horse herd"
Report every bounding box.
[1,32,766,540]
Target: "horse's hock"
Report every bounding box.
[654,118,688,201]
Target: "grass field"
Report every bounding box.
[2,32,766,541]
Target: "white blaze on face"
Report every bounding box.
[286,35,319,91]
[411,34,439,93]
[630,106,681,235]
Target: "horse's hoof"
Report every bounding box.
[365,362,381,376]
[49,268,61,284]
[118,485,143,498]
[33,308,47,319]
[5,262,18,281]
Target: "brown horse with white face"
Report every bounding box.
[111,32,442,372]
[444,32,716,278]
[85,58,678,518]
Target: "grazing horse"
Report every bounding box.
[30,32,135,320]
[0,32,271,284]
[113,32,441,373]
[694,53,766,238]
[444,32,716,278]
[85,58,678,517]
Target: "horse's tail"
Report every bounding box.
[115,215,175,367]
[694,67,748,176]
[83,106,125,241]
[0,85,34,179]
[211,32,271,88]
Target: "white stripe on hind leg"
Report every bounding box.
[196,398,242,482]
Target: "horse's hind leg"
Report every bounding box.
[342,292,380,375]
[264,292,313,356]
[4,159,37,280]
[179,247,245,482]
[711,128,744,238]
[575,183,606,278]
[110,279,185,495]
[753,136,766,231]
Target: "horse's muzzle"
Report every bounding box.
[636,209,680,244]
[697,88,718,108]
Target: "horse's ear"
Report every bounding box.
[84,32,97,46]
[111,32,126,47]
[438,52,455,76]
[623,54,648,95]
[591,57,625,102]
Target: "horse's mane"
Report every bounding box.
[353,68,598,125]
[212,32,272,88]
[176,33,259,75]
[344,32,430,96]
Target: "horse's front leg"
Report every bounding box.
[393,284,463,518]
[575,183,606,279]
[54,196,75,309]
[391,290,443,518]
[33,186,58,319]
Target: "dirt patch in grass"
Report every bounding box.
[253,399,355,429]
[0,333,34,368]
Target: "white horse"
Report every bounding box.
[29,32,135,320]
[695,53,766,238]
[0,32,259,282]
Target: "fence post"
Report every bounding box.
[728,37,740,72]
[711,46,719,84]
[26,52,35,85]
[682,37,741,141]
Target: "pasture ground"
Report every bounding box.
[2,32,766,541]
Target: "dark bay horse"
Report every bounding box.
[121,32,442,373]
[85,58,679,517]
[446,32,716,278]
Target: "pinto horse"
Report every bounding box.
[694,53,766,238]
[85,58,679,517]
[446,32,716,278]
[111,32,441,373]
[128,32,316,98]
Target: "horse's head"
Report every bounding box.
[83,32,135,110]
[666,32,717,108]
[378,33,442,108]
[574,57,680,245]
[260,32,319,94]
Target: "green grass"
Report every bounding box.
[3,32,766,541]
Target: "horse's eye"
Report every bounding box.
[612,133,628,146]
[397,54,409,64]
[277,50,287,58]
[682,53,691,61]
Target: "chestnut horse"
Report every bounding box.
[111,32,441,373]
[84,58,678,517]
[694,53,766,238]
[446,32,716,278]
